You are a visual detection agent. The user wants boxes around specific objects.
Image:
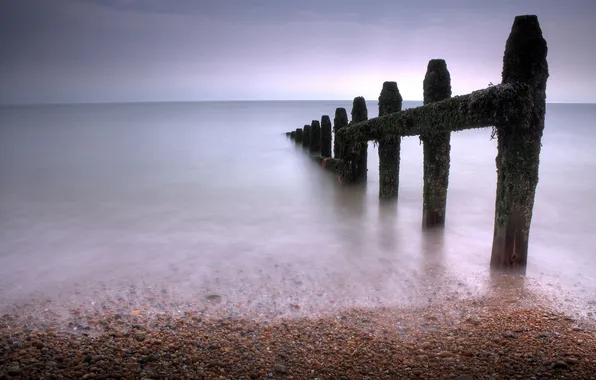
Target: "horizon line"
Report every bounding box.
[1,100,594,106]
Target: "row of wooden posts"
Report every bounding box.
[285,15,549,273]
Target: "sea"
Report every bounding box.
[0,101,595,322]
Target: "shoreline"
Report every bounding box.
[2,282,596,379]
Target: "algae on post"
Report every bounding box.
[378,81,403,198]
[336,83,532,141]
[333,108,349,158]
[421,59,452,227]
[490,15,549,272]
[349,96,368,182]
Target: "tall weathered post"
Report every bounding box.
[350,96,368,182]
[302,124,311,148]
[421,59,452,227]
[378,82,403,198]
[309,120,321,153]
[333,108,349,158]
[320,115,332,157]
[490,15,549,272]
[295,128,303,143]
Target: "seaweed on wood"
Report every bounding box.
[333,108,349,158]
[490,15,549,273]
[336,83,533,142]
[378,81,403,198]
[421,59,452,227]
[341,97,368,183]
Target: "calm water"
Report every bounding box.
[0,101,595,319]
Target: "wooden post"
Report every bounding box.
[350,96,368,182]
[421,59,452,227]
[378,81,403,198]
[490,15,549,273]
[295,128,303,143]
[320,115,332,157]
[309,120,321,153]
[333,108,349,158]
[302,124,310,148]
[290,131,296,139]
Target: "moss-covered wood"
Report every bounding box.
[312,156,345,174]
[421,59,452,228]
[344,96,369,183]
[377,81,403,198]
[490,15,549,273]
[336,82,533,143]
[321,115,332,157]
[309,120,321,153]
[302,124,310,148]
[295,128,303,143]
[333,108,349,158]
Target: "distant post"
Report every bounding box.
[377,81,403,198]
[490,15,549,273]
[295,128,303,143]
[320,115,332,157]
[302,124,311,148]
[350,96,369,182]
[309,120,321,153]
[421,59,452,227]
[333,108,349,158]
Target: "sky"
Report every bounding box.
[0,0,595,104]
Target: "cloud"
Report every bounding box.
[0,0,595,103]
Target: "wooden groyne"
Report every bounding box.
[286,15,548,273]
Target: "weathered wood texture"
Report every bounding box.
[333,108,349,158]
[490,15,549,273]
[421,59,452,228]
[309,120,321,153]
[302,124,311,148]
[336,83,533,142]
[339,97,369,183]
[377,81,403,199]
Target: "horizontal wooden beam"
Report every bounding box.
[336,83,533,142]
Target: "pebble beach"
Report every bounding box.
[2,273,595,380]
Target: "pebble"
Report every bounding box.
[0,298,595,379]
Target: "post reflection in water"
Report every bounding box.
[330,180,367,255]
[377,198,399,252]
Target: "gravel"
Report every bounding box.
[1,292,595,380]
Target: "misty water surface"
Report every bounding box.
[0,101,595,319]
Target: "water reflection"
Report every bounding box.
[1,102,595,324]
[377,198,398,252]
[330,180,367,255]
[482,271,536,307]
[421,227,446,273]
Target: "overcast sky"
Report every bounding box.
[0,0,595,104]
